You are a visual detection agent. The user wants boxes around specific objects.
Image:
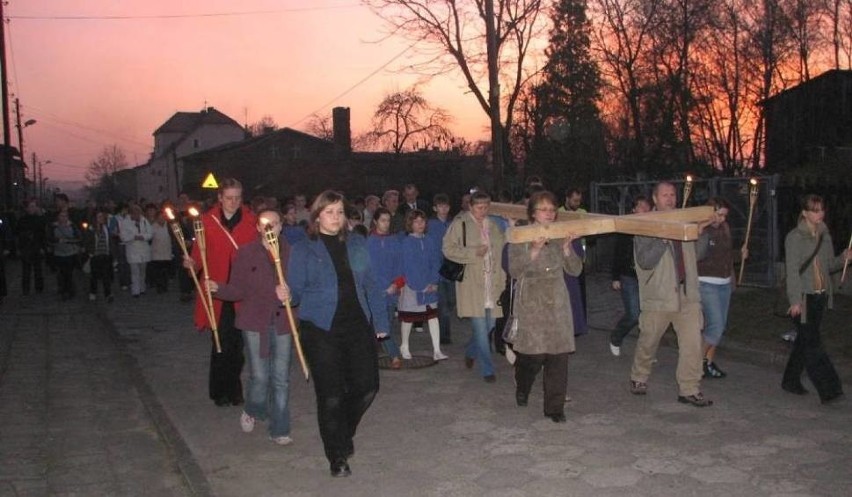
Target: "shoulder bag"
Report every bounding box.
[439,222,466,282]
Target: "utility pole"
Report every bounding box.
[484,0,504,192]
[0,0,13,209]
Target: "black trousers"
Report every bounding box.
[55,255,77,298]
[149,260,171,293]
[514,351,569,417]
[209,302,244,404]
[21,252,44,294]
[88,255,113,297]
[782,293,843,402]
[300,320,379,462]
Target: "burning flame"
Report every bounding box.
[686,175,693,182]
[82,222,88,230]
[749,178,758,186]
[188,207,200,217]
[164,206,175,221]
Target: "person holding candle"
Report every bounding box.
[781,194,852,404]
[287,190,390,477]
[185,178,258,407]
[205,209,295,445]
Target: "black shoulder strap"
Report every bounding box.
[462,221,466,247]
[798,233,824,275]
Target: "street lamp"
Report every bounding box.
[15,112,37,198]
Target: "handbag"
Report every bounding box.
[439,221,466,282]
[502,278,519,343]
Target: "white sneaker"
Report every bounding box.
[781,329,797,342]
[240,411,255,433]
[88,293,97,302]
[270,435,293,446]
[400,345,412,360]
[609,343,621,357]
[433,351,449,361]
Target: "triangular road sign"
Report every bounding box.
[201,173,219,189]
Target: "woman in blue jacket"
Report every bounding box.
[287,190,390,478]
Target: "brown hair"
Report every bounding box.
[308,190,347,240]
[218,178,243,194]
[527,190,559,221]
[404,209,428,233]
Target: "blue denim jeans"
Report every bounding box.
[467,310,496,377]
[699,281,732,346]
[611,275,640,347]
[243,329,292,437]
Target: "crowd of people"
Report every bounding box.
[0,178,849,478]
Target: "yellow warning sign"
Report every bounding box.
[201,173,219,189]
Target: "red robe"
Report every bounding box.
[190,204,257,331]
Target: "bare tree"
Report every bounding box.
[85,145,129,201]
[304,113,334,141]
[363,87,454,154]
[247,115,279,137]
[364,0,548,181]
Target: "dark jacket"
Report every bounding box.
[611,233,637,281]
[214,238,294,336]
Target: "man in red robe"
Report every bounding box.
[188,178,258,406]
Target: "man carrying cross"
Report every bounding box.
[629,182,712,407]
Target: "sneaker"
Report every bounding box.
[433,351,449,361]
[630,380,648,395]
[609,342,621,357]
[413,325,424,333]
[677,392,713,407]
[240,411,255,433]
[88,293,97,301]
[400,345,412,360]
[781,329,797,342]
[270,435,293,446]
[703,359,727,379]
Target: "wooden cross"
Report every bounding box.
[489,203,715,244]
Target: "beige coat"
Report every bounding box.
[442,212,506,318]
[508,239,583,355]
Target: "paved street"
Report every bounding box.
[1,257,851,496]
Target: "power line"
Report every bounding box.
[290,42,416,127]
[9,4,361,21]
[26,106,151,149]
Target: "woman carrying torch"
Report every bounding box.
[184,179,257,407]
[204,209,296,445]
[287,190,390,477]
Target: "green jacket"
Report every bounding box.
[634,236,705,313]
[785,220,845,323]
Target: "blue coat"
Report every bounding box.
[367,232,402,307]
[400,233,442,306]
[288,233,390,334]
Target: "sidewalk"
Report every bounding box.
[2,258,851,496]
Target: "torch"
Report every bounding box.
[262,220,310,381]
[737,178,759,285]
[682,175,693,208]
[164,206,217,345]
[189,207,222,353]
[841,232,851,285]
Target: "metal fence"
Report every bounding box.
[588,175,781,288]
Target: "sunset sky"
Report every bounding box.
[5,0,493,183]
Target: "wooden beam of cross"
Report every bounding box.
[488,203,714,244]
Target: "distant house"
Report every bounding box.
[135,107,245,203]
[180,107,490,205]
[763,69,852,170]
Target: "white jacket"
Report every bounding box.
[150,222,173,261]
[119,216,152,264]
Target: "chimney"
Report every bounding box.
[332,107,351,158]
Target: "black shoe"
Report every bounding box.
[548,413,567,423]
[213,397,230,407]
[677,393,713,407]
[464,357,475,369]
[330,458,351,477]
[703,359,727,379]
[516,392,528,407]
[483,375,496,383]
[821,392,844,405]
[782,384,809,395]
[230,396,244,406]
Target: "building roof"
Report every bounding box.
[153,107,242,135]
[180,127,333,160]
[762,69,852,105]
